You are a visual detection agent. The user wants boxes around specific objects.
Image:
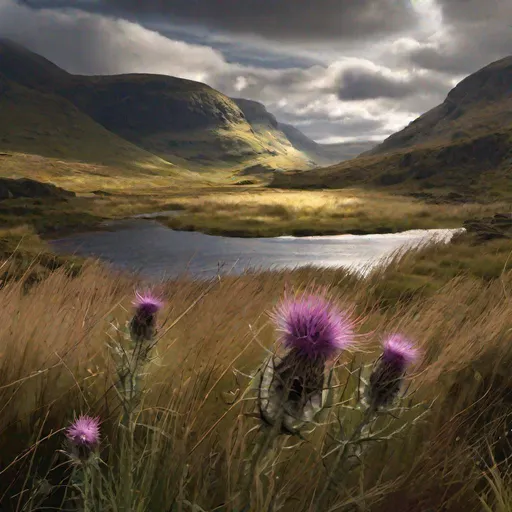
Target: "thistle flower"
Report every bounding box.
[65,415,101,459]
[129,290,163,343]
[272,292,355,360]
[366,334,419,410]
[259,291,355,434]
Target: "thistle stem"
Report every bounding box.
[83,464,91,512]
[122,337,146,511]
[126,423,134,512]
[238,414,283,510]
[70,466,84,512]
[314,406,376,512]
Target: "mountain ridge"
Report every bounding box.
[0,38,358,174]
[367,55,512,156]
[271,54,512,199]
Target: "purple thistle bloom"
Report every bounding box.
[367,334,419,410]
[130,290,163,342]
[132,291,163,317]
[66,415,100,450]
[259,291,355,433]
[271,292,355,360]
[382,334,419,368]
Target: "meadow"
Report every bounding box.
[159,188,507,237]
[0,233,511,511]
[1,149,507,242]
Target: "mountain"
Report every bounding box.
[0,39,314,175]
[320,141,378,160]
[232,98,280,129]
[227,99,375,165]
[0,38,70,90]
[231,98,316,170]
[368,56,512,155]
[228,99,376,165]
[271,55,512,199]
[279,123,376,164]
[0,74,181,183]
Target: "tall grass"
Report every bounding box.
[0,253,511,511]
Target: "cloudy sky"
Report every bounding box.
[1,0,511,143]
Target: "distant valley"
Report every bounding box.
[0,38,374,183]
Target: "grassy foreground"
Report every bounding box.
[0,236,512,511]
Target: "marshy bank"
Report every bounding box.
[1,182,506,240]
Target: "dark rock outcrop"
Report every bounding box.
[0,178,75,200]
[463,213,512,241]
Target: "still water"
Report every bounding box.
[50,219,462,279]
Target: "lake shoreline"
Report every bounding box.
[42,208,465,242]
[158,219,464,239]
[49,219,463,280]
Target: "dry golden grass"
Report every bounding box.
[0,152,199,192]
[4,161,506,242]
[0,251,511,510]
[163,188,506,237]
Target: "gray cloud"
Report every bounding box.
[403,0,512,75]
[18,0,419,42]
[333,63,451,103]
[0,0,229,78]
[408,30,512,75]
[337,68,415,100]
[435,0,512,24]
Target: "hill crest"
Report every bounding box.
[0,40,323,173]
[368,55,512,156]
[271,54,512,199]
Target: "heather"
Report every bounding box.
[0,247,511,511]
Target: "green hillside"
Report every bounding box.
[0,39,313,174]
[271,55,512,199]
[0,75,180,176]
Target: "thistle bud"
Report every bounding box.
[129,291,163,343]
[366,335,419,410]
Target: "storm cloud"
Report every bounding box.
[2,0,511,142]
[335,64,453,102]
[435,0,512,23]
[20,0,419,42]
